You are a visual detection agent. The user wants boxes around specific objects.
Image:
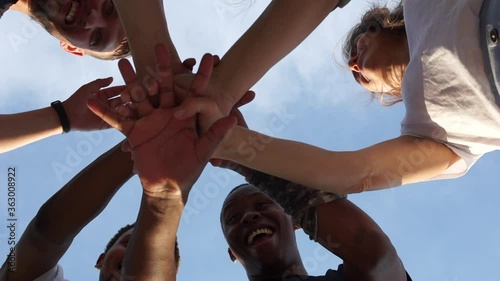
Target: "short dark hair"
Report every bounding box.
[104,222,181,269]
[342,1,405,106]
[104,223,135,253]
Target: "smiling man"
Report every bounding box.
[221,182,413,281]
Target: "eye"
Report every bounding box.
[257,201,272,209]
[367,22,380,35]
[226,213,240,225]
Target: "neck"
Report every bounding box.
[10,0,29,15]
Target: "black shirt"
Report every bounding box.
[268,266,412,281]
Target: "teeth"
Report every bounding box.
[247,228,273,245]
[65,1,80,23]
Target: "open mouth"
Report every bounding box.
[247,227,274,245]
[65,0,81,24]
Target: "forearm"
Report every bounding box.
[213,0,339,113]
[5,142,133,280]
[0,108,62,153]
[113,0,181,81]
[218,128,460,194]
[122,193,184,281]
[34,142,133,244]
[314,200,406,280]
[216,126,367,194]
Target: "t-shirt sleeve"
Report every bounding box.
[400,130,481,180]
[33,264,68,281]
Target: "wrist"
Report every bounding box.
[210,71,234,115]
[42,106,64,135]
[51,100,71,134]
[140,180,191,205]
[142,191,185,215]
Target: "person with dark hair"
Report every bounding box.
[94,222,182,280]
[177,0,500,196]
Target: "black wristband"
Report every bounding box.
[51,100,71,134]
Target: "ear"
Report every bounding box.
[95,253,106,269]
[227,248,237,263]
[60,41,85,56]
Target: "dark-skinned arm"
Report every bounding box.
[2,142,133,281]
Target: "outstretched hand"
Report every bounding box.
[87,44,236,201]
[173,60,256,134]
[62,78,125,132]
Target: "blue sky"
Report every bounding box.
[1,0,500,280]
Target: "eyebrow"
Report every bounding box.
[222,192,266,217]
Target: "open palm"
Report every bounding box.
[88,45,235,198]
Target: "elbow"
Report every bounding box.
[355,232,405,280]
[31,200,73,246]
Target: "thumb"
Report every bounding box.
[88,77,114,92]
[196,117,236,162]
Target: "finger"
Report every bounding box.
[189,53,214,97]
[87,97,125,132]
[109,96,124,109]
[234,90,255,108]
[196,116,237,161]
[121,140,131,153]
[114,103,136,119]
[230,109,248,128]
[155,44,175,108]
[98,85,127,101]
[182,58,196,72]
[210,158,223,167]
[212,55,220,66]
[119,59,148,103]
[146,78,159,96]
[86,77,114,92]
[173,97,216,120]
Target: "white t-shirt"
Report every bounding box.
[34,265,68,281]
[401,0,500,179]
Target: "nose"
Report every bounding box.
[85,9,105,29]
[241,211,261,224]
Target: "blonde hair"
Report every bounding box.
[342,2,406,106]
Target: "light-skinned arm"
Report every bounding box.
[112,0,183,83]
[0,78,123,153]
[215,126,460,194]
[175,0,350,120]
[1,142,133,281]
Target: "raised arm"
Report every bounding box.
[211,0,347,113]
[1,142,133,281]
[314,199,408,281]
[216,126,460,194]
[88,44,235,280]
[112,0,183,82]
[0,78,122,153]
